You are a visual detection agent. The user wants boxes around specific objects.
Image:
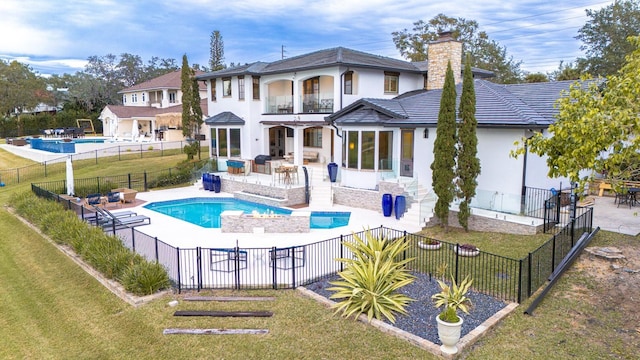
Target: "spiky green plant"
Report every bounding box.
[328,230,415,323]
[432,275,473,323]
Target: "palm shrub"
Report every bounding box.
[328,230,415,323]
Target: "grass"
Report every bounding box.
[1,147,639,359]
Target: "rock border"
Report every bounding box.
[297,286,518,359]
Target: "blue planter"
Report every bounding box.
[212,175,221,193]
[202,173,211,191]
[327,162,338,183]
[394,195,406,220]
[382,194,393,217]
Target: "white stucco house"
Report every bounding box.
[197,32,575,216]
[99,70,208,142]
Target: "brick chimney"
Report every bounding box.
[426,31,462,90]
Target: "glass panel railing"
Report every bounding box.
[453,188,522,215]
[266,95,293,114]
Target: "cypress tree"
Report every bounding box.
[190,75,203,159]
[456,56,481,231]
[180,54,193,138]
[430,61,457,231]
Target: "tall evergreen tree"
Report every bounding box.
[430,61,457,231]
[180,54,193,138]
[456,57,481,231]
[190,74,203,159]
[209,30,226,71]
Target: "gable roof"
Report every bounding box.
[197,47,494,80]
[120,70,207,93]
[102,99,208,119]
[328,79,577,128]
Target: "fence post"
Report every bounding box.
[196,247,202,291]
[95,150,98,164]
[454,243,460,283]
[118,146,121,161]
[402,230,408,261]
[161,141,164,156]
[518,258,523,303]
[131,228,136,253]
[128,173,132,189]
[144,171,148,191]
[176,247,181,293]
[551,235,557,272]
[155,237,159,262]
[234,247,241,290]
[271,246,277,290]
[44,161,47,177]
[291,247,297,288]
[527,252,533,297]
[339,235,344,272]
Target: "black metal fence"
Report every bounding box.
[0,140,197,187]
[34,183,594,304]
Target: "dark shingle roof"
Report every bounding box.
[329,79,577,128]
[196,47,494,80]
[204,111,245,125]
[104,99,208,119]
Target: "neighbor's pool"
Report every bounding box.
[143,197,350,229]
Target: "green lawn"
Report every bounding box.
[1,148,638,359]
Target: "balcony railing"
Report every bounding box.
[300,94,334,113]
[266,95,293,114]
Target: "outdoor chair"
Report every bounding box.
[86,193,102,207]
[105,191,121,208]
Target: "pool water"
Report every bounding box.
[144,197,350,229]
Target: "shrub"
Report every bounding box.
[328,229,416,323]
[9,191,171,296]
[121,261,171,296]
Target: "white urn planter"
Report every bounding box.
[436,315,464,354]
[417,241,442,250]
[455,246,480,257]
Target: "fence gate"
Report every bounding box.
[543,193,561,232]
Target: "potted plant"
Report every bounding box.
[417,238,442,250]
[431,275,473,355]
[455,243,480,257]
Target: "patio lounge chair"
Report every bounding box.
[94,206,150,230]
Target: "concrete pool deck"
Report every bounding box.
[130,184,424,249]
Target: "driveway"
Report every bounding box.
[590,195,640,236]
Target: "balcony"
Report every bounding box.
[300,94,334,114]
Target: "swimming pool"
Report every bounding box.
[143,197,350,229]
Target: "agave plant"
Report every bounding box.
[327,229,415,323]
[432,275,473,323]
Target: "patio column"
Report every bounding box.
[293,127,304,166]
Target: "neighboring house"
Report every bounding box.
[99,70,208,141]
[196,32,492,165]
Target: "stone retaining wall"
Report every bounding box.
[221,179,306,206]
[221,211,310,233]
[333,181,409,213]
[426,210,544,235]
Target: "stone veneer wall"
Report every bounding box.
[426,210,544,235]
[221,211,310,233]
[221,179,306,206]
[333,181,410,213]
[427,32,462,90]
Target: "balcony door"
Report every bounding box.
[303,77,319,112]
[400,129,414,177]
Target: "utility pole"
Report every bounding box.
[281,45,287,59]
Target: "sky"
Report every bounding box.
[0,0,615,77]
